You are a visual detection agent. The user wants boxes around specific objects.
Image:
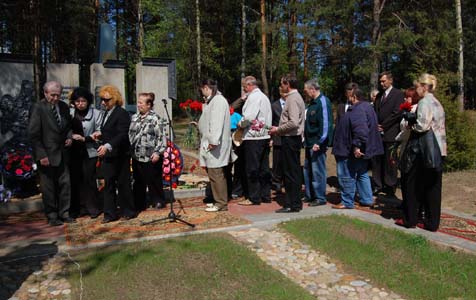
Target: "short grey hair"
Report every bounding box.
[43,81,63,92]
[243,75,258,87]
[304,79,320,90]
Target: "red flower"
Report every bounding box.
[189,100,203,112]
[172,182,177,189]
[15,169,23,175]
[399,101,412,112]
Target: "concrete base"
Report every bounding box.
[0,188,206,215]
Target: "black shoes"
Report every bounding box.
[48,219,64,226]
[62,217,77,224]
[122,214,137,221]
[155,202,166,209]
[308,200,326,207]
[101,216,119,224]
[90,213,100,219]
[275,207,301,213]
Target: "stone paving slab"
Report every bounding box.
[229,227,405,300]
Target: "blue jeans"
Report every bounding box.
[303,148,327,203]
[335,157,373,208]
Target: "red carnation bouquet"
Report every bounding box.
[180,99,203,149]
[399,101,412,112]
[179,99,202,121]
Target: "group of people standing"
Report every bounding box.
[29,70,446,233]
[199,71,446,232]
[29,82,167,226]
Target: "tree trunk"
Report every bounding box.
[196,0,201,84]
[241,0,246,80]
[456,0,464,111]
[370,0,385,90]
[287,0,297,75]
[138,0,144,58]
[31,0,41,99]
[260,0,269,96]
[303,36,308,81]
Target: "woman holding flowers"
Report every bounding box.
[129,92,167,211]
[198,79,232,212]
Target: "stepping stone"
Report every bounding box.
[350,280,368,287]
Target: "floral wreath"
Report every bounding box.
[162,139,183,188]
[0,143,36,179]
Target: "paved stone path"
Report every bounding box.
[229,227,405,300]
[1,253,72,300]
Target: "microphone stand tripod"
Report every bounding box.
[141,98,195,228]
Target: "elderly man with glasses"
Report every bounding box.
[29,81,74,226]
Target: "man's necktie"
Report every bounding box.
[51,105,61,126]
[381,93,386,104]
[101,110,109,128]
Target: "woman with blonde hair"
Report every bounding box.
[396,73,446,231]
[94,85,137,223]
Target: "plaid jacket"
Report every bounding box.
[128,110,167,162]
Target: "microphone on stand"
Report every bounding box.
[162,98,168,105]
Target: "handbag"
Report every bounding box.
[400,128,442,173]
[418,127,442,170]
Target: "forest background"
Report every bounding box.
[1,0,475,171]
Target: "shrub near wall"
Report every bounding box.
[437,90,476,172]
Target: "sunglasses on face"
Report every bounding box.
[101,97,112,103]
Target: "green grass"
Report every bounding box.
[67,233,314,300]
[281,215,476,300]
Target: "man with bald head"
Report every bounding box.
[29,81,74,226]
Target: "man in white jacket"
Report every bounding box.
[237,76,272,206]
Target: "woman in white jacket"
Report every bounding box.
[198,79,232,212]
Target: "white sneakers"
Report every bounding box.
[205,204,227,212]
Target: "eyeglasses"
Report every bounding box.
[101,97,112,103]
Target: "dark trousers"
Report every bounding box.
[401,158,442,231]
[231,144,248,197]
[281,136,303,209]
[70,156,102,217]
[272,145,283,189]
[371,142,399,192]
[38,160,71,221]
[103,156,136,219]
[132,158,165,211]
[243,139,271,203]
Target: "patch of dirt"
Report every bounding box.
[441,170,476,216]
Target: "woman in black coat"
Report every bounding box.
[94,85,136,223]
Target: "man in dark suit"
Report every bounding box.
[29,81,75,226]
[95,85,136,223]
[372,71,404,196]
[270,94,285,192]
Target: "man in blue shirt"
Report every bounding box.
[303,79,333,206]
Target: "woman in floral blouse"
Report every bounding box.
[129,92,167,211]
